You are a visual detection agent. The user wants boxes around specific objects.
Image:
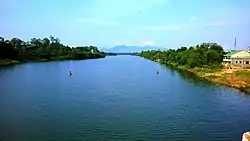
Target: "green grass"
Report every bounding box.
[235,70,250,79]
[145,56,250,94]
[25,57,49,61]
[245,84,250,94]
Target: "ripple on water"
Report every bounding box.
[0,56,250,141]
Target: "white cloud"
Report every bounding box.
[75,18,123,26]
[116,41,157,46]
[206,20,234,26]
[87,0,168,19]
[140,24,187,31]
[139,41,156,46]
[189,16,197,21]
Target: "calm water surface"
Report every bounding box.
[0,56,250,141]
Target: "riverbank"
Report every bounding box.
[0,60,20,66]
[156,59,250,94]
[0,56,106,66]
[1,36,106,67]
[178,66,250,94]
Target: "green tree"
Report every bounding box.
[138,42,225,69]
[42,37,50,47]
[0,37,4,42]
[0,36,105,62]
[10,38,23,48]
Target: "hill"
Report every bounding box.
[101,45,164,53]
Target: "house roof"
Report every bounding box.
[224,50,241,56]
[237,56,250,59]
[230,50,250,58]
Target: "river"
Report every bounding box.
[0,55,250,141]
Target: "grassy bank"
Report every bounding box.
[166,62,250,94]
[24,57,49,62]
[139,42,250,94]
[0,55,106,66]
[153,58,250,94]
[0,59,20,66]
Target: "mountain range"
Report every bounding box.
[101,45,164,53]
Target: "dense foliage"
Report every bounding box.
[0,36,105,62]
[139,42,225,68]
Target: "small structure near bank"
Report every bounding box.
[223,49,250,68]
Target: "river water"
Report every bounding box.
[0,56,250,141]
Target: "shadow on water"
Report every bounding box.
[177,70,213,87]
[0,65,15,78]
[160,64,176,77]
[160,64,215,88]
[164,64,250,94]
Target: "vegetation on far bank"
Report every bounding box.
[139,42,250,94]
[0,59,20,66]
[0,36,105,66]
[140,42,225,68]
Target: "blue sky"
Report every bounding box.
[1,0,250,50]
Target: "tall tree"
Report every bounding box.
[30,38,42,47]
[49,35,56,43]
[10,38,23,48]
[42,37,50,47]
[0,37,4,42]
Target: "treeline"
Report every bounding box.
[0,36,105,62]
[139,42,225,68]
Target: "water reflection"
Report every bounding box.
[160,64,176,77]
[160,64,215,88]
[1,56,250,141]
[0,65,16,78]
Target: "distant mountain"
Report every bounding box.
[101,45,164,53]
